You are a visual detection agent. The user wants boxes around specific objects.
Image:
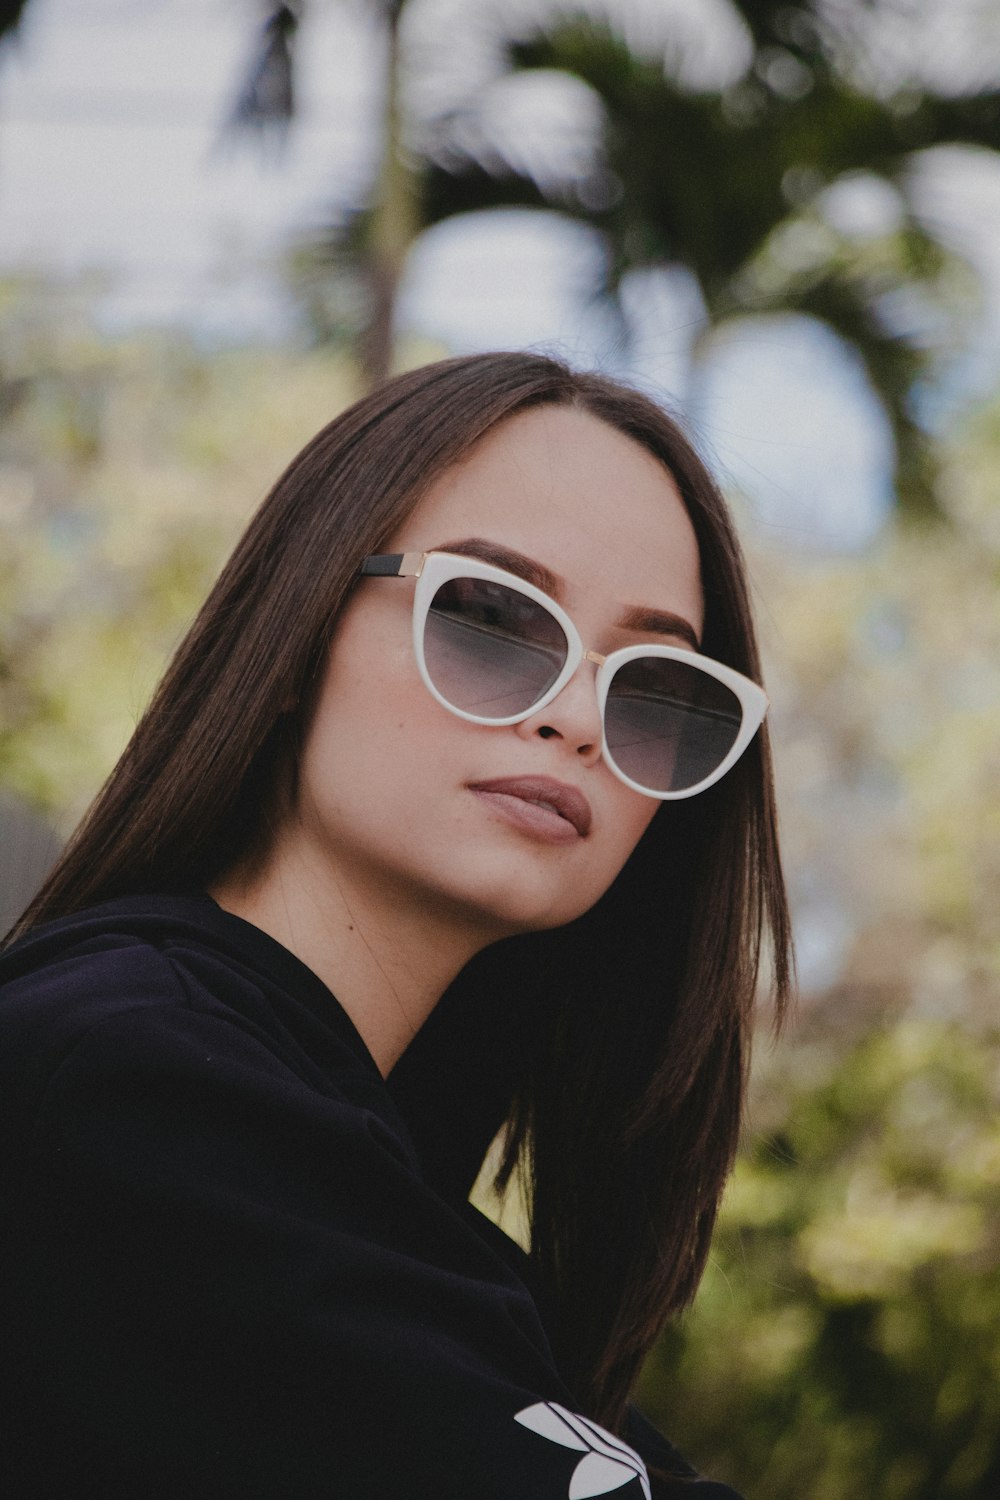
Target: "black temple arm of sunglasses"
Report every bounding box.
[359,553,425,578]
[360,554,402,576]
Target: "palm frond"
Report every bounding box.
[420,148,564,224]
[725,219,959,519]
[270,0,997,499]
[225,3,299,147]
[0,0,30,45]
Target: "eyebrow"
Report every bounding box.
[433,536,702,651]
[617,604,701,652]
[434,537,560,596]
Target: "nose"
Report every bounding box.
[513,660,603,766]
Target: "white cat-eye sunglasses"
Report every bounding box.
[359,550,768,800]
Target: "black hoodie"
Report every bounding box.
[0,894,742,1499]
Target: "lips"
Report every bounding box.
[467,776,593,837]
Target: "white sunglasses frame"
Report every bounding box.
[359,550,769,801]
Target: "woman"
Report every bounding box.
[0,352,792,1498]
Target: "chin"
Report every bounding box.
[418,843,611,936]
[463,882,598,938]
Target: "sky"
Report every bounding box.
[2,0,1000,551]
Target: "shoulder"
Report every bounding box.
[0,899,192,1063]
[0,893,385,1139]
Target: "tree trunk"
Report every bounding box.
[361,3,419,389]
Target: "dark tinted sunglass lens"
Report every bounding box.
[604,656,743,793]
[423,576,568,719]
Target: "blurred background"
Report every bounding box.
[0,1,998,1494]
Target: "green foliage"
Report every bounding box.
[753,521,1000,995]
[637,1019,1000,1498]
[0,279,363,822]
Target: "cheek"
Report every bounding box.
[299,621,406,795]
[301,613,466,815]
[305,684,415,799]
[610,783,661,854]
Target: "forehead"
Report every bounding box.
[390,405,705,635]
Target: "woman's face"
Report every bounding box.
[292,404,705,942]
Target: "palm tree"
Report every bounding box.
[0,0,983,512]
[2,0,997,505]
[411,9,1000,517]
[232,0,1000,516]
[230,0,420,390]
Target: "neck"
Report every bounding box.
[210,834,498,1079]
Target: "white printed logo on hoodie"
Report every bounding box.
[514,1401,652,1499]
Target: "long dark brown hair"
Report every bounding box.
[10,352,792,1455]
